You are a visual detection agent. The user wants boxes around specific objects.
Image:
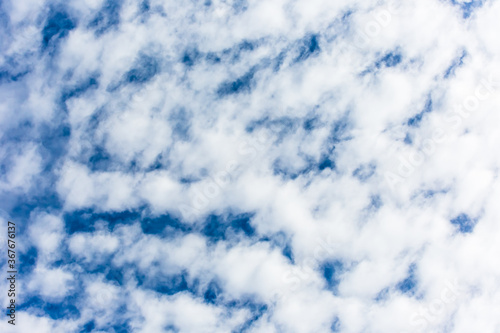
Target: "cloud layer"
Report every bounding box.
[1,0,500,332]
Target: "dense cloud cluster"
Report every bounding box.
[1,0,500,332]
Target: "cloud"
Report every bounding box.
[1,0,500,332]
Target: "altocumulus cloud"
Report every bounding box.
[1,0,500,332]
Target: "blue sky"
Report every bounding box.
[1,0,500,332]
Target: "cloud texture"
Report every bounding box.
[1,0,500,332]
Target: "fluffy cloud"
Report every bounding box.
[1,0,500,332]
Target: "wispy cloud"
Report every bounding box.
[1,0,500,332]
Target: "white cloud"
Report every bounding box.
[2,0,500,332]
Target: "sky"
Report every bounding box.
[1,0,500,332]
